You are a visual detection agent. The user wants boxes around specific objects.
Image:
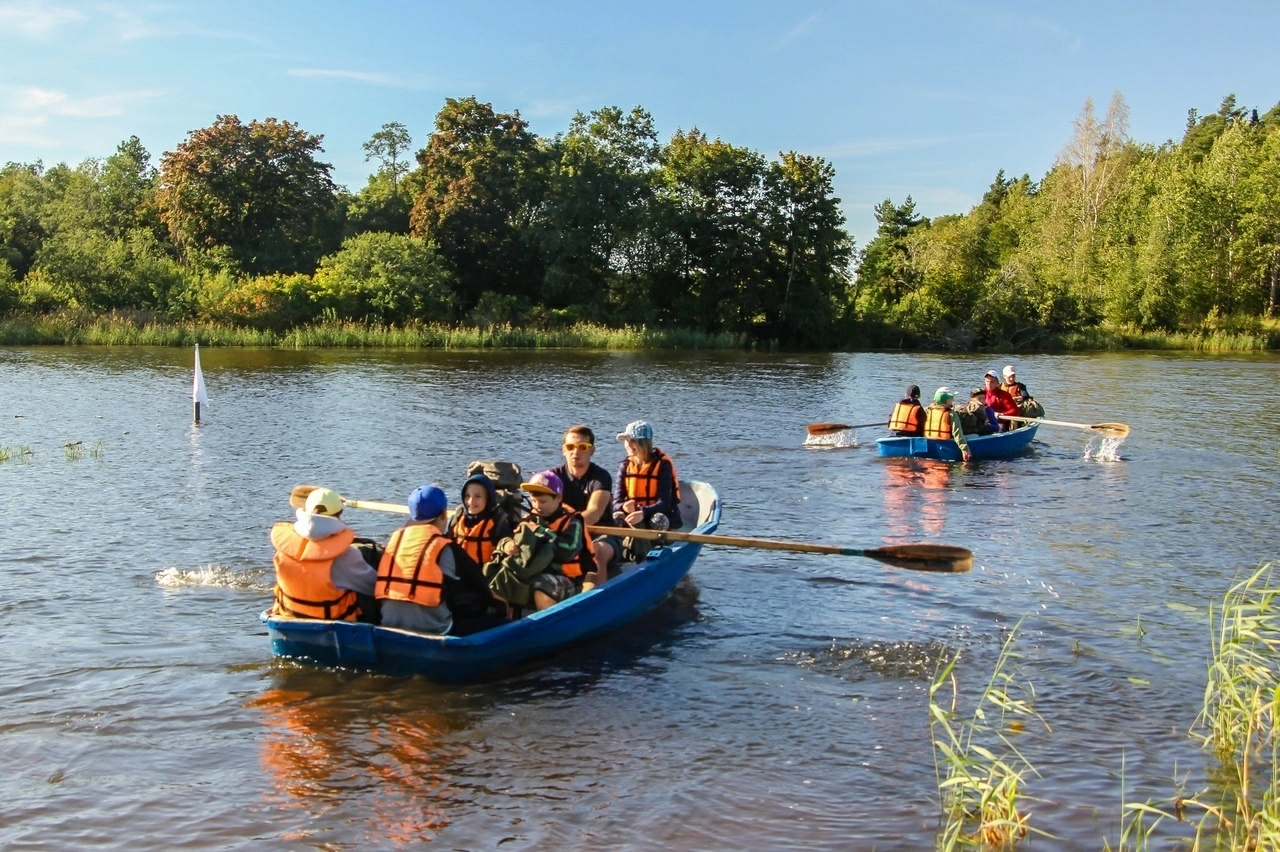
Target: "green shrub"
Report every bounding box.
[312,232,456,324]
[202,272,320,330]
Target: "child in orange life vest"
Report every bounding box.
[492,470,594,611]
[271,486,377,622]
[446,473,513,572]
[888,384,925,436]
[378,484,502,635]
[594,420,683,575]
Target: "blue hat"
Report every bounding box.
[408,484,448,521]
[617,420,654,441]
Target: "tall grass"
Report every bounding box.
[930,619,1048,849]
[1109,561,1280,850]
[0,313,749,350]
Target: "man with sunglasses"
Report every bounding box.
[552,425,613,527]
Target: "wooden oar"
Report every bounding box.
[289,484,409,514]
[589,526,972,573]
[999,415,1130,439]
[807,421,886,436]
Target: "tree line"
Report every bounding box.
[2,93,1277,349]
[854,93,1280,348]
[0,99,851,346]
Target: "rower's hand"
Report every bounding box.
[962,449,973,463]
[622,499,638,514]
[625,510,645,526]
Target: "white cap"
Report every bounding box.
[1002,365,1016,377]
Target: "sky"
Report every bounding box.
[2,0,1277,246]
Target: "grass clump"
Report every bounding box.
[1109,561,1280,850]
[930,619,1049,850]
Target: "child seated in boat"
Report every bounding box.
[271,486,378,623]
[956,388,997,435]
[447,473,514,573]
[593,420,683,575]
[378,484,505,636]
[485,471,595,612]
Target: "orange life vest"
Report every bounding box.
[888,400,925,435]
[449,512,498,566]
[271,522,360,622]
[924,405,954,440]
[622,450,680,504]
[520,508,595,579]
[376,524,449,607]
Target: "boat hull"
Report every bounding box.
[876,423,1039,461]
[263,482,720,682]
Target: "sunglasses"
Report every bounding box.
[563,442,593,452]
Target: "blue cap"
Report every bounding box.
[407,484,448,521]
[616,420,654,441]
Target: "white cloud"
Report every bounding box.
[288,67,409,87]
[0,85,161,144]
[772,13,822,52]
[0,0,85,36]
[815,135,957,159]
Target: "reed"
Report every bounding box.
[930,619,1048,849]
[1108,561,1280,850]
[0,313,749,350]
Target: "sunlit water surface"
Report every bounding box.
[1,347,1277,849]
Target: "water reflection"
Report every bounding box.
[881,458,953,538]
[250,669,468,845]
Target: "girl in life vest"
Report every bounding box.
[447,473,513,571]
[594,420,683,577]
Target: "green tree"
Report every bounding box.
[156,115,340,275]
[653,129,771,333]
[408,97,544,309]
[761,152,852,344]
[540,106,660,310]
[363,122,412,193]
[0,162,53,279]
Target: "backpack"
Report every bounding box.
[464,459,528,529]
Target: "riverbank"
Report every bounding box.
[0,311,1276,351]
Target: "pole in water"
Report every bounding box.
[192,343,208,425]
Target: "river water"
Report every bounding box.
[1,346,1277,849]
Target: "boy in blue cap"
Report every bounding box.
[377,484,503,635]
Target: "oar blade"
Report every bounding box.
[1092,422,1130,438]
[807,422,852,436]
[857,544,973,573]
[289,484,320,508]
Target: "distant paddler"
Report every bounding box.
[923,387,972,463]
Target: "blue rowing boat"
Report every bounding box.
[262,481,721,682]
[876,423,1039,461]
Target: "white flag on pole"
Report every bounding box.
[193,344,209,406]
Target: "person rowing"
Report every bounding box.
[888,385,925,436]
[270,486,378,624]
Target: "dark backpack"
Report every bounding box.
[464,459,528,529]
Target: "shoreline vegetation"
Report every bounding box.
[4,93,1280,352]
[1,311,1277,351]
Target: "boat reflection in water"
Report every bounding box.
[248,671,467,846]
[881,458,953,540]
